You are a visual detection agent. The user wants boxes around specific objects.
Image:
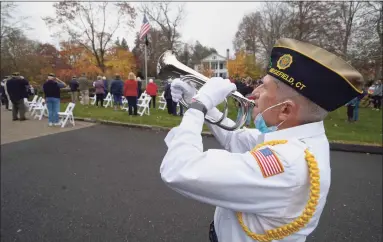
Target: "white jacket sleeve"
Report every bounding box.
[160,108,306,215]
[204,108,262,152]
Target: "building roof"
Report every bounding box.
[201,53,227,62]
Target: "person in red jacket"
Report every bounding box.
[146,78,158,108]
[124,72,138,115]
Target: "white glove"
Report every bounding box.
[193,77,237,110]
[170,78,197,103]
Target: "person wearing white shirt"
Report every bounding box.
[160,38,364,242]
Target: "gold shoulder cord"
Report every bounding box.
[236,140,320,242]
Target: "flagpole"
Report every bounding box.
[144,34,148,87]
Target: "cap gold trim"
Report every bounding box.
[274,44,363,94]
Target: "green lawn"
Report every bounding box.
[61,100,382,145]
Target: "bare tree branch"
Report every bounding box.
[43,1,136,73]
[140,2,186,50]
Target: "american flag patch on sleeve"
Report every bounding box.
[251,147,284,178]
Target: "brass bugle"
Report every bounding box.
[157,50,255,131]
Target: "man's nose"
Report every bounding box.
[251,87,260,98]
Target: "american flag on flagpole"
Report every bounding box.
[139,14,151,40]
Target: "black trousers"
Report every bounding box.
[126,96,137,115]
[95,93,104,106]
[149,95,156,108]
[11,99,26,120]
[1,94,9,109]
[373,96,381,109]
[347,105,354,121]
[166,99,173,114]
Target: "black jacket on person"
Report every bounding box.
[6,77,29,102]
[164,83,172,100]
[110,78,124,96]
[69,78,79,92]
[43,80,62,98]
[137,81,143,98]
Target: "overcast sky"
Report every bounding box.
[15,2,262,57]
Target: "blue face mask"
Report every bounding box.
[254,102,289,133]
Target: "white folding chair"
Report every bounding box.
[137,95,152,116]
[158,91,166,110]
[30,97,44,116]
[58,102,76,128]
[33,98,49,120]
[121,96,129,110]
[26,95,38,108]
[29,96,42,112]
[103,93,113,108]
[90,94,96,105]
[137,92,148,106]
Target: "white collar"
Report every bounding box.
[263,121,325,141]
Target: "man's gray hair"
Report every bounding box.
[272,77,328,123]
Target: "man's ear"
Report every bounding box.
[278,101,296,121]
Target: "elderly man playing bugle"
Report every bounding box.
[160,38,364,242]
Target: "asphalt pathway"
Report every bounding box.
[1,107,94,145]
[1,125,382,242]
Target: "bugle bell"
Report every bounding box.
[157,50,255,131]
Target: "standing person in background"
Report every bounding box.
[94,76,105,107]
[19,76,30,108]
[346,97,358,122]
[6,72,29,121]
[3,75,12,110]
[372,80,382,110]
[146,78,158,108]
[353,87,367,122]
[20,76,30,97]
[43,73,66,126]
[78,73,90,105]
[1,76,10,110]
[137,77,143,99]
[124,72,138,115]
[102,76,109,98]
[30,85,35,96]
[164,79,173,115]
[69,76,79,103]
[110,74,124,111]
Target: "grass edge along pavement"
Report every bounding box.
[61,101,382,147]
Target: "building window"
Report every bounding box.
[220,63,223,69]
[212,56,216,60]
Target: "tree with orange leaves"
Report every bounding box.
[75,49,101,78]
[104,47,136,78]
[200,64,214,78]
[227,50,247,78]
[227,49,264,79]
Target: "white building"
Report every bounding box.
[194,53,228,78]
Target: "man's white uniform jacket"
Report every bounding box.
[160,108,331,242]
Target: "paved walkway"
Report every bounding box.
[1,124,381,242]
[1,107,95,145]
